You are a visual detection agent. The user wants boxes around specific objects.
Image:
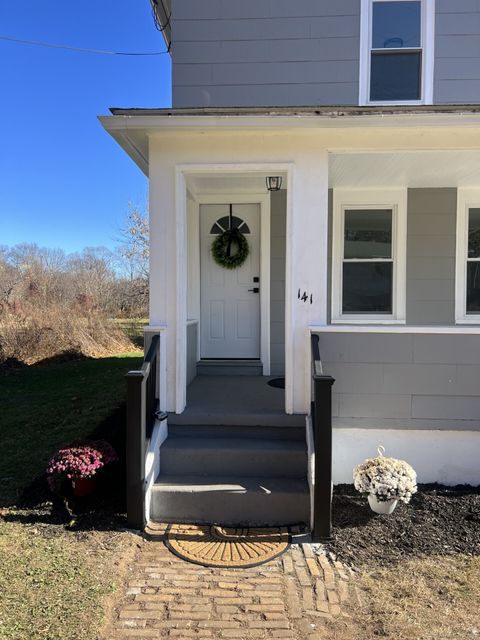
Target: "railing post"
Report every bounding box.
[311,334,335,542]
[312,375,335,541]
[125,370,146,529]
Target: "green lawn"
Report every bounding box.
[0,352,143,506]
[0,352,143,640]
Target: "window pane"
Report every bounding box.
[372,1,421,49]
[468,208,480,258]
[344,209,392,259]
[342,262,393,314]
[370,51,421,101]
[467,262,480,313]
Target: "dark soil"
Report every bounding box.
[328,484,480,568]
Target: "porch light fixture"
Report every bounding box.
[266,176,282,191]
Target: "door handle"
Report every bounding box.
[248,287,260,293]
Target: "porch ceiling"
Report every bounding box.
[329,150,480,189]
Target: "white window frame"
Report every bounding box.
[359,0,435,106]
[332,189,407,324]
[455,188,480,325]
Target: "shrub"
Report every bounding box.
[0,305,135,365]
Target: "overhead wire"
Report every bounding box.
[0,34,168,56]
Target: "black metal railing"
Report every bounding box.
[125,334,160,529]
[311,333,335,541]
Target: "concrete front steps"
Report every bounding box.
[196,359,263,376]
[151,426,310,526]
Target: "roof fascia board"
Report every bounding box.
[98,119,149,176]
[99,112,480,134]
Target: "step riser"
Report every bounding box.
[160,448,307,478]
[197,365,263,376]
[168,425,305,441]
[150,491,309,526]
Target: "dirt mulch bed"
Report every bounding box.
[328,484,480,568]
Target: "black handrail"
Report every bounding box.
[125,334,160,529]
[311,333,335,541]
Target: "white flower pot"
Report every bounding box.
[368,494,398,515]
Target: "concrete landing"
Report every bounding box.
[168,375,305,427]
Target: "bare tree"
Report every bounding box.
[119,204,149,279]
[116,204,149,316]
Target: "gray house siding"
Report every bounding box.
[317,331,480,431]
[171,0,360,108]
[170,0,480,108]
[406,188,457,325]
[270,190,286,375]
[434,1,480,103]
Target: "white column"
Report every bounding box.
[286,150,329,414]
[149,145,187,413]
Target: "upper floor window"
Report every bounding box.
[359,0,435,105]
[455,189,480,324]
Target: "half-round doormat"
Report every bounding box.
[267,377,285,389]
[165,523,290,568]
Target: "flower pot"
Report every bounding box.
[72,477,96,497]
[368,494,398,515]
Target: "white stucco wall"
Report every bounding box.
[148,132,330,413]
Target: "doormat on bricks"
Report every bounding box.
[165,523,290,568]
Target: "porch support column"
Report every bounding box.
[287,150,329,414]
[148,144,187,413]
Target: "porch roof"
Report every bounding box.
[109,105,480,117]
[99,105,480,177]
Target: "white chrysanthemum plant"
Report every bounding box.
[353,446,418,514]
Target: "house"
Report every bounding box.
[101,0,480,532]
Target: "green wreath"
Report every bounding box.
[211,228,249,270]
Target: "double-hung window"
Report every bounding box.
[332,190,407,324]
[359,0,435,105]
[456,190,480,323]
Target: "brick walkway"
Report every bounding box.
[107,524,359,640]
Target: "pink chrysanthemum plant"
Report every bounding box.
[46,440,118,491]
[353,446,417,504]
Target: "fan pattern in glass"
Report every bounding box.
[210,216,250,235]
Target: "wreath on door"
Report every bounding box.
[211,227,249,270]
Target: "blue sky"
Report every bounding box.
[0,1,171,253]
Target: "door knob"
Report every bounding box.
[248,287,260,293]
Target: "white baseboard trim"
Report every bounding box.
[145,418,168,524]
[333,428,480,486]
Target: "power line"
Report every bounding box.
[0,35,168,56]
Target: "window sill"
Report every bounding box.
[331,317,406,325]
[363,99,426,107]
[455,317,480,325]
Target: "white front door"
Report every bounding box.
[200,203,261,359]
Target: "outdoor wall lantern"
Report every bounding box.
[266,176,283,191]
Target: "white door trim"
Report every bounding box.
[176,162,294,414]
[196,193,270,374]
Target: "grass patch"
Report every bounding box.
[0,352,143,639]
[0,352,142,506]
[0,520,137,640]
[341,555,480,640]
[113,318,147,348]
